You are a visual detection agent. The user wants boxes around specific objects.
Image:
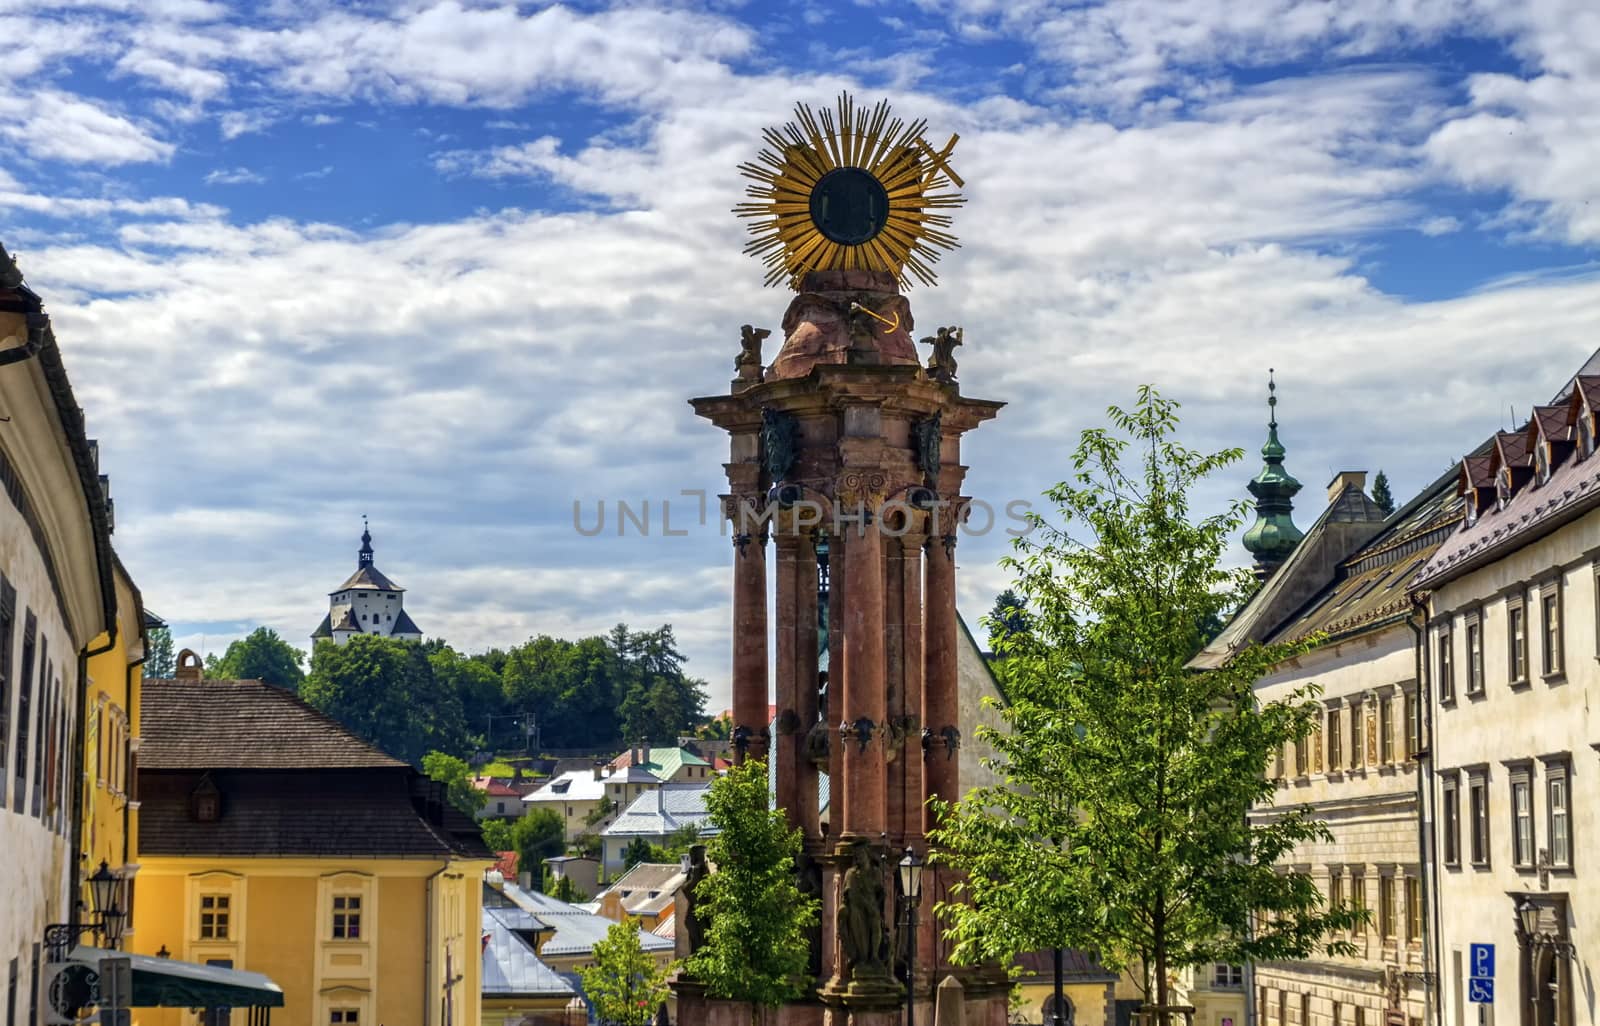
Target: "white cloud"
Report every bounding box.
[0,89,173,164]
[1419,215,1462,236]
[203,166,265,185]
[219,108,276,139]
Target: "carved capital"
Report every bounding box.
[835,470,889,513]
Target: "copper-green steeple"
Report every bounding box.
[1243,369,1303,580]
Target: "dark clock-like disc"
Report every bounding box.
[809,167,890,246]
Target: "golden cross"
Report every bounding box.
[916,133,964,188]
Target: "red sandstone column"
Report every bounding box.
[882,522,907,843]
[827,531,846,835]
[773,529,801,822]
[893,529,926,847]
[840,501,886,840]
[922,526,959,835]
[732,504,769,766]
[795,531,822,839]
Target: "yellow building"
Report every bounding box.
[133,666,495,1026]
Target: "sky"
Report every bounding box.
[4,0,1600,712]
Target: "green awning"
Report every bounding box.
[68,947,285,1008]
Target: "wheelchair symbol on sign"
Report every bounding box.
[1469,979,1495,1004]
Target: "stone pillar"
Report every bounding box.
[839,502,886,841]
[774,528,821,831]
[732,501,770,765]
[922,527,959,834]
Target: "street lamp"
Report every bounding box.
[88,860,118,924]
[899,848,924,1026]
[1518,898,1540,939]
[43,860,124,960]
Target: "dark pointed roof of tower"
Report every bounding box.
[332,519,403,593]
[1243,369,1304,575]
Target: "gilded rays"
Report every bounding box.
[734,94,965,289]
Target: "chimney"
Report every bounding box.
[174,648,203,682]
[593,761,604,781]
[1326,470,1367,503]
[657,783,666,813]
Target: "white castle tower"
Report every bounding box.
[311,518,424,646]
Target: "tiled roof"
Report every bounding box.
[392,608,422,635]
[137,768,489,858]
[602,783,718,839]
[481,907,577,998]
[601,862,688,917]
[333,564,402,592]
[141,678,407,770]
[331,607,360,632]
[310,612,332,638]
[496,882,673,957]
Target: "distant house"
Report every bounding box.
[599,783,717,873]
[479,778,526,820]
[483,878,673,974]
[481,903,578,1026]
[608,743,714,783]
[523,766,613,841]
[544,855,602,899]
[594,861,687,930]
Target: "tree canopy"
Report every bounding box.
[686,758,817,1010]
[144,624,175,679]
[580,920,674,1026]
[207,626,305,691]
[1372,470,1396,516]
[301,634,467,764]
[931,387,1364,1018]
[422,750,485,817]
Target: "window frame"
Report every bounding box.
[1405,875,1422,943]
[1379,694,1395,764]
[1441,775,1461,867]
[332,894,363,941]
[1349,868,1367,936]
[199,893,231,940]
[1544,758,1571,870]
[1378,873,1396,940]
[1468,771,1490,867]
[1349,701,1365,770]
[1508,596,1528,686]
[1540,581,1564,678]
[1465,616,1484,696]
[1325,706,1342,771]
[1509,767,1534,869]
[1437,627,1454,704]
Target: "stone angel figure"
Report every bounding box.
[920,326,962,384]
[736,324,770,381]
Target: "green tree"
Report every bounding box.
[145,624,176,679]
[985,587,1032,651]
[430,645,506,747]
[301,635,467,764]
[209,626,306,691]
[1372,470,1396,515]
[422,750,485,817]
[686,759,817,1014]
[930,387,1364,1022]
[513,808,567,882]
[481,818,515,853]
[622,836,664,870]
[615,625,709,740]
[579,919,673,1026]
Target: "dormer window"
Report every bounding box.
[1581,416,1595,459]
[190,776,221,822]
[1496,468,1512,510]
[1535,443,1551,485]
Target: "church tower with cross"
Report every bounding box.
[311,518,424,646]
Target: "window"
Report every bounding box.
[1212,965,1243,988]
[1349,702,1364,769]
[1405,876,1422,942]
[332,895,362,939]
[1547,763,1570,868]
[1328,868,1343,912]
[0,576,13,813]
[1332,1002,1341,1026]
[1442,777,1461,866]
[1379,695,1394,764]
[1406,690,1420,758]
[1379,875,1395,939]
[6,957,15,1026]
[1326,708,1342,769]
[1350,869,1366,934]
[199,894,230,939]
[1466,620,1483,695]
[1355,1007,1366,1026]
[1541,587,1563,676]
[1295,736,1308,777]
[13,612,35,811]
[1437,629,1454,702]
[1508,600,1528,683]
[331,1010,359,1025]
[1511,773,1534,868]
[1469,774,1489,866]
[1301,994,1310,1026]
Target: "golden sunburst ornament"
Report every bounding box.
[735,93,965,289]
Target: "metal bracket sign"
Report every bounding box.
[1469,943,1494,1004]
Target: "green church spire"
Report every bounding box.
[1243,369,1303,580]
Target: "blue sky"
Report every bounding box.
[5,0,1600,709]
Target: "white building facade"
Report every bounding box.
[1415,361,1600,1026]
[0,247,117,1014]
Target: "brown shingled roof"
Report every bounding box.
[1495,429,1531,468]
[141,678,408,770]
[1530,404,1572,444]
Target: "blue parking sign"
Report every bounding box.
[1469,979,1494,1004]
[1471,943,1495,979]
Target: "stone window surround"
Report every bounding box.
[1507,591,1530,689]
[1505,759,1536,872]
[1539,577,1565,681]
[1324,698,1345,779]
[1463,610,1485,698]
[1465,765,1491,869]
[1542,754,1573,872]
[1435,621,1455,705]
[1440,771,1461,868]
